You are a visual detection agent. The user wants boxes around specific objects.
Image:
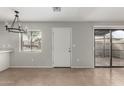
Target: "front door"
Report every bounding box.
[52,28,72,67]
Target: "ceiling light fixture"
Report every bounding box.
[5,10,27,33]
[53,7,61,12]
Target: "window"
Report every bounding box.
[20,30,42,52]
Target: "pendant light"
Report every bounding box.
[5,10,27,33]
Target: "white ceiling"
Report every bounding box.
[0,7,124,22]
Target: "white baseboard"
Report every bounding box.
[10,66,53,68]
[71,66,94,68]
[10,66,94,68]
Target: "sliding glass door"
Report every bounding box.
[95,29,124,67]
[95,29,111,67]
[112,30,124,66]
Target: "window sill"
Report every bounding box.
[19,50,42,53]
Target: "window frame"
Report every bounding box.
[19,29,42,53]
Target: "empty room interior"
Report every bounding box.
[1,7,124,86]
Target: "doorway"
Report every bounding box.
[52,28,72,67]
[94,29,124,67]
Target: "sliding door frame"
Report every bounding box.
[94,26,124,68]
[110,29,112,68]
[94,28,111,68]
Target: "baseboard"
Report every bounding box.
[10,66,94,68]
[71,66,94,68]
[10,66,53,68]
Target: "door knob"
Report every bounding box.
[68,48,71,52]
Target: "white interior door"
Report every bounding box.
[52,28,72,67]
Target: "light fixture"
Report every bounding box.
[5,10,27,33]
[53,7,61,12]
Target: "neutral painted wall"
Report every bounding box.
[0,22,124,68]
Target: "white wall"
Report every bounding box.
[0,22,123,68]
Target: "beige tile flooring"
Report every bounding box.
[0,68,124,86]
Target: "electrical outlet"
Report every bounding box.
[7,44,10,48]
[2,44,6,48]
[32,58,34,62]
[72,44,76,48]
[76,58,80,62]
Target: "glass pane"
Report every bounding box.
[31,31,42,51]
[95,29,111,66]
[22,32,31,51]
[112,30,124,66]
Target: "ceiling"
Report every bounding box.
[1,7,124,22]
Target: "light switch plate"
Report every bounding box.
[72,44,76,48]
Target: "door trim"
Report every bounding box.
[52,27,72,68]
